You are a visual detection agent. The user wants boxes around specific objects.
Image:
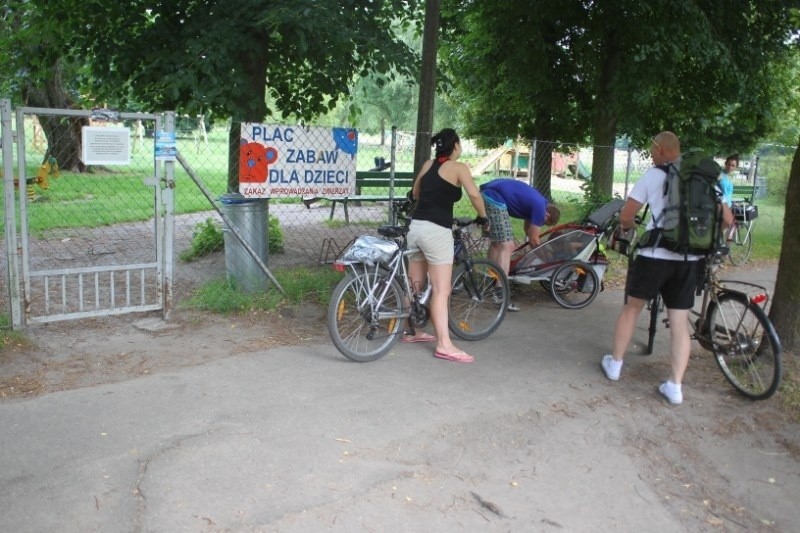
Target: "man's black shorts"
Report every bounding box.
[627,256,699,310]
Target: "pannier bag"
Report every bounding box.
[732,203,758,222]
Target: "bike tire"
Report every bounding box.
[646,294,661,356]
[327,272,404,362]
[549,260,600,309]
[727,223,753,266]
[706,293,782,400]
[448,259,509,341]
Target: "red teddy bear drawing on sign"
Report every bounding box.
[239,141,278,183]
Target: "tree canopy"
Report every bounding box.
[440,0,798,196]
[52,0,423,123]
[2,0,424,184]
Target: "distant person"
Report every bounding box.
[600,131,733,405]
[479,178,560,311]
[406,128,489,363]
[719,154,737,206]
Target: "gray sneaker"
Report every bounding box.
[506,301,520,312]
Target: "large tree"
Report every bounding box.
[769,9,800,352]
[440,0,796,197]
[14,0,422,189]
[771,139,800,350]
[1,3,90,171]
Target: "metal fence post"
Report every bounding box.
[162,112,176,318]
[1,99,22,328]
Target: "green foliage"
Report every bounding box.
[267,215,284,254]
[440,0,797,179]
[567,181,616,223]
[179,215,284,262]
[180,218,224,262]
[759,152,793,201]
[182,266,342,314]
[34,0,423,123]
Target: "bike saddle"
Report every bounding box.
[377,225,409,238]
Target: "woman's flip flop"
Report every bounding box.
[401,332,436,343]
[434,350,474,363]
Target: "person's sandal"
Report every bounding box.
[434,350,474,363]
[401,332,436,343]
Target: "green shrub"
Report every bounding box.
[268,215,284,254]
[180,218,224,261]
[179,215,284,261]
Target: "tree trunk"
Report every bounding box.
[591,29,622,197]
[769,139,800,351]
[22,59,88,172]
[531,140,554,201]
[228,50,270,193]
[412,0,440,175]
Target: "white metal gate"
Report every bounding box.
[1,100,175,327]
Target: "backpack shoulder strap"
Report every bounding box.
[650,163,675,227]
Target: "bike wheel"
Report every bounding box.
[646,294,661,356]
[449,259,509,341]
[549,260,600,309]
[327,272,404,362]
[706,293,782,400]
[728,223,753,266]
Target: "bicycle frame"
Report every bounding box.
[730,218,755,244]
[334,239,431,328]
[692,259,770,341]
[642,252,782,399]
[328,218,510,361]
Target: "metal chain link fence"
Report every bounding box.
[2,107,792,322]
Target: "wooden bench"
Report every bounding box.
[732,184,756,201]
[327,171,415,223]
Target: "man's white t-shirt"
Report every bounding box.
[628,166,701,262]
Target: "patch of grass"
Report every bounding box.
[0,314,30,353]
[181,265,343,314]
[324,218,350,229]
[749,199,784,261]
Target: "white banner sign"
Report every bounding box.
[239,123,358,198]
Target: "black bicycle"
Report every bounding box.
[643,250,782,400]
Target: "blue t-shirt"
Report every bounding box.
[719,172,734,205]
[480,179,547,225]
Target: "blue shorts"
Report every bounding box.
[627,256,700,310]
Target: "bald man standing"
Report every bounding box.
[600,131,732,405]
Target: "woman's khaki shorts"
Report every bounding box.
[406,219,454,265]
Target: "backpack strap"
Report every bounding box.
[649,163,674,229]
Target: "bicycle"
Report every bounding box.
[327,218,511,362]
[642,248,782,400]
[727,198,758,266]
